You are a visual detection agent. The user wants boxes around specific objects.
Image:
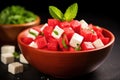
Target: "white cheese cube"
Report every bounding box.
[79,19,89,29]
[28,41,38,48]
[20,54,28,64]
[84,42,95,49]
[51,25,64,39]
[69,33,84,48]
[27,28,39,39]
[1,53,14,64]
[93,39,104,48]
[1,45,15,54]
[8,62,23,74]
[40,23,48,31]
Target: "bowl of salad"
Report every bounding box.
[0,5,40,47]
[18,3,115,78]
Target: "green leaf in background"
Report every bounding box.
[63,3,78,21]
[49,6,63,21]
[0,5,37,24]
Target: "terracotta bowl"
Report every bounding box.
[18,25,115,78]
[0,16,40,47]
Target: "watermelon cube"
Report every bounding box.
[59,21,70,28]
[100,37,110,45]
[21,37,33,45]
[48,19,60,27]
[70,20,81,33]
[43,26,53,38]
[63,27,74,40]
[35,36,47,49]
[47,42,58,51]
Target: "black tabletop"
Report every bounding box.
[0,0,120,80]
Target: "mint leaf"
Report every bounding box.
[63,3,78,21]
[49,6,63,21]
[53,30,59,35]
[62,39,68,49]
[29,30,37,37]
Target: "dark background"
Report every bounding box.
[0,0,119,24]
[0,0,120,80]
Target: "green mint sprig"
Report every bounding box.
[49,3,78,22]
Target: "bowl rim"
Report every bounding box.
[18,25,115,54]
[0,16,40,27]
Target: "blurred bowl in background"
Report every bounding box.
[0,16,40,47]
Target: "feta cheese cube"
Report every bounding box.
[27,28,39,39]
[69,33,84,48]
[28,41,38,48]
[79,19,89,29]
[20,54,28,64]
[93,39,104,48]
[51,25,64,39]
[1,53,14,64]
[8,62,23,74]
[1,45,15,54]
[40,23,48,31]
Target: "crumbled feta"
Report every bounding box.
[20,54,28,64]
[79,19,89,29]
[8,62,23,74]
[1,45,15,54]
[69,33,84,48]
[51,25,64,39]
[1,53,14,64]
[93,39,104,48]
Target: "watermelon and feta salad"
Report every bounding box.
[21,19,110,51]
[21,3,110,51]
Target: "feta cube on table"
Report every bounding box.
[1,53,14,64]
[1,45,15,54]
[51,25,64,39]
[69,33,84,48]
[8,62,23,74]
